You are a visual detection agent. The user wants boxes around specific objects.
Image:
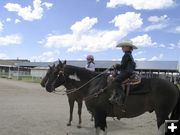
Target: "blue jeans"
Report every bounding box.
[111,71,132,102]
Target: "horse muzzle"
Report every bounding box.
[45,83,55,93]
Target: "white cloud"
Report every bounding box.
[96,0,100,2]
[31,50,60,62]
[175,26,180,32]
[170,40,180,49]
[158,41,180,49]
[144,23,168,32]
[168,43,176,49]
[0,34,22,46]
[111,12,143,33]
[70,17,98,36]
[145,15,169,32]
[15,19,21,24]
[112,58,122,61]
[44,30,120,52]
[0,53,9,59]
[134,51,145,56]
[135,58,147,61]
[106,0,175,10]
[168,26,180,34]
[42,2,53,10]
[0,21,3,32]
[131,34,156,47]
[177,40,180,48]
[148,15,168,23]
[149,53,163,61]
[43,12,143,52]
[159,44,166,48]
[6,18,11,22]
[4,0,53,21]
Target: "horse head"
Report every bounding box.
[40,64,55,88]
[45,60,66,92]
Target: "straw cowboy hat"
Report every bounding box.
[116,40,138,49]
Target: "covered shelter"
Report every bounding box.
[15,60,179,84]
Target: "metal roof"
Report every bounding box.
[136,61,179,71]
[15,62,53,67]
[0,59,29,66]
[15,60,179,72]
[66,60,116,68]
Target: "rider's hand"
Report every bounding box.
[112,64,116,69]
[113,64,118,69]
[113,64,121,70]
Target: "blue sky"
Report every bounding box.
[0,0,180,62]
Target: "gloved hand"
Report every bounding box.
[113,64,118,69]
[113,64,121,70]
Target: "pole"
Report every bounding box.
[17,66,19,80]
[8,66,11,79]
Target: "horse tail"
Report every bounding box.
[170,85,180,120]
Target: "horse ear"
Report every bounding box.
[52,64,55,68]
[58,59,62,65]
[63,60,66,65]
[48,65,52,70]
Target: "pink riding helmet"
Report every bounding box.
[86,55,94,61]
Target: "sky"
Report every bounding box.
[0,0,180,62]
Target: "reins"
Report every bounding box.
[52,87,66,95]
[84,86,108,102]
[53,66,112,96]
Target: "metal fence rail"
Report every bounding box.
[0,72,42,83]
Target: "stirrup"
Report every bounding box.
[121,105,126,113]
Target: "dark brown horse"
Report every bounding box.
[45,60,180,135]
[40,63,84,128]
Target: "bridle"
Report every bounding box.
[51,70,67,94]
[52,66,113,100]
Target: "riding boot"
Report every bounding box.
[109,90,116,102]
[114,86,125,106]
[109,83,125,106]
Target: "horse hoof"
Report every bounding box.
[77,125,81,128]
[67,123,71,126]
[117,117,121,120]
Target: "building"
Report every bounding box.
[0,59,30,78]
[0,59,179,83]
[15,61,53,79]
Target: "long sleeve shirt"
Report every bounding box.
[116,51,136,73]
[85,62,95,71]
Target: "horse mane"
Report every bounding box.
[63,64,108,95]
[64,64,99,80]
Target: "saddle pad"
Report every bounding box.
[124,78,150,95]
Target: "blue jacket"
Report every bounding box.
[116,51,136,73]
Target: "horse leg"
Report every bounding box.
[67,98,74,126]
[156,112,169,135]
[94,110,107,135]
[91,114,94,121]
[154,91,179,134]
[77,99,82,128]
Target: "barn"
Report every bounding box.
[0,59,179,83]
[0,59,30,78]
[14,60,180,84]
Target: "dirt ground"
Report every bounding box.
[0,78,158,135]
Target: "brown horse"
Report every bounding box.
[45,60,180,135]
[40,63,84,128]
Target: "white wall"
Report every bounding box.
[31,69,47,78]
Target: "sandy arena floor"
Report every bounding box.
[0,78,158,135]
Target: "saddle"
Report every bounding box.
[122,73,141,85]
[107,73,141,86]
[107,73,142,96]
[107,73,148,116]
